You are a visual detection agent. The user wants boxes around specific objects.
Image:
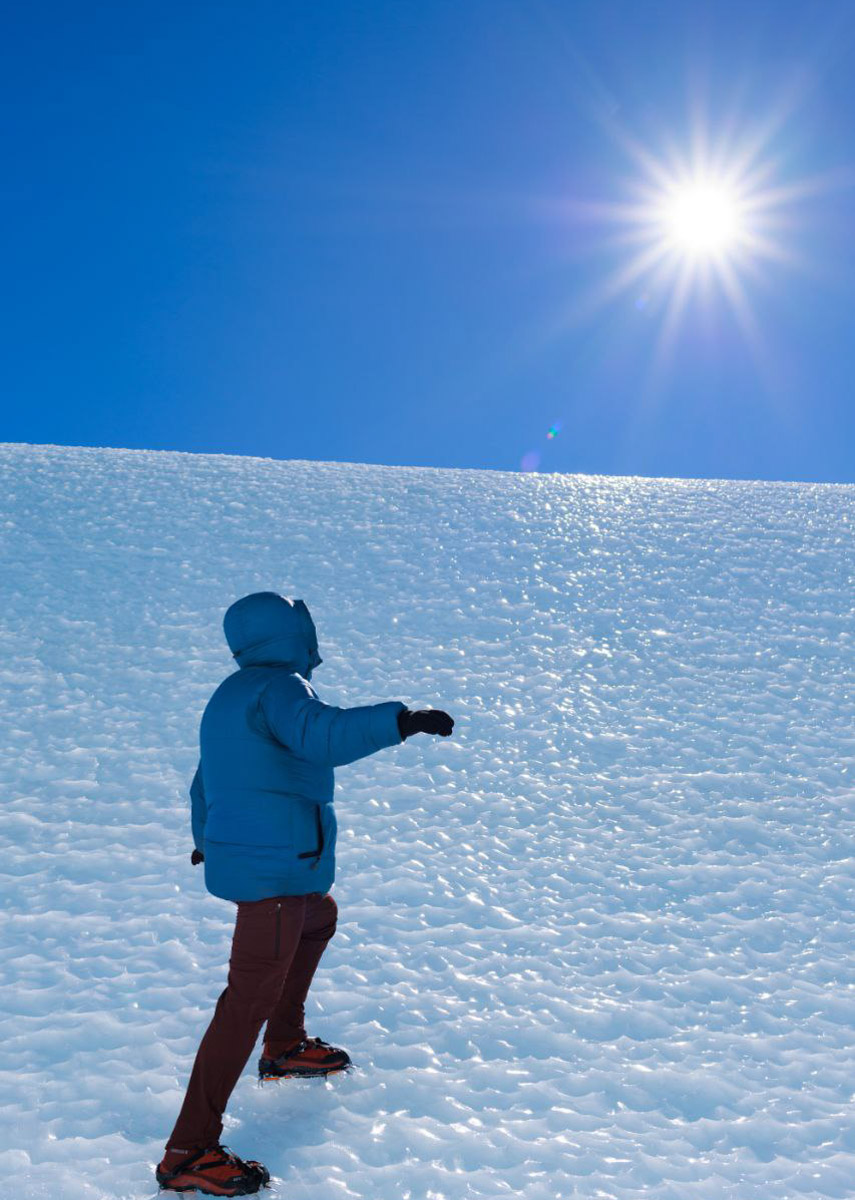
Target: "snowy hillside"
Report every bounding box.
[3,442,855,1200]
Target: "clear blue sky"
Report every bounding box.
[3,1,855,482]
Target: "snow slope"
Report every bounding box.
[2,442,855,1200]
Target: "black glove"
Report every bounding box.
[191,848,205,865]
[397,708,454,739]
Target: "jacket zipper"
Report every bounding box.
[274,902,281,958]
[297,805,325,869]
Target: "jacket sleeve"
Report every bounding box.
[261,674,406,767]
[190,762,207,852]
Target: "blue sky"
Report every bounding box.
[3,0,855,482]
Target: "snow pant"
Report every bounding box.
[166,891,338,1155]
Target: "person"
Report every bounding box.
[155,592,454,1196]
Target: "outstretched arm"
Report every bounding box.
[262,674,406,767]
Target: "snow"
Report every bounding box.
[2,441,855,1199]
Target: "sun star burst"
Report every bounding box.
[558,115,833,393]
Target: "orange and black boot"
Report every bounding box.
[155,1143,270,1195]
[258,1036,351,1080]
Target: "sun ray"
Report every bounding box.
[713,256,792,403]
[743,166,855,212]
[571,241,675,323]
[647,256,695,386]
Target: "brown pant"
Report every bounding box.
[166,891,338,1154]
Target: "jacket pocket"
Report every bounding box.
[297,804,324,867]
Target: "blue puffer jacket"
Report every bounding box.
[190,592,405,902]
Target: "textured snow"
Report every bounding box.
[2,442,855,1200]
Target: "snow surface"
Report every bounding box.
[2,442,855,1200]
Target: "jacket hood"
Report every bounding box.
[223,592,322,676]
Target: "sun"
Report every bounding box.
[518,86,849,469]
[661,180,743,257]
[559,129,821,376]
[534,85,849,413]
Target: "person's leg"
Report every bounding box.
[164,896,308,1160]
[263,892,338,1057]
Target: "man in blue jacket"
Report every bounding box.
[157,592,454,1196]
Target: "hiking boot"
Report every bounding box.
[156,1143,270,1195]
[258,1036,351,1080]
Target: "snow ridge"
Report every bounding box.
[2,443,854,1199]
